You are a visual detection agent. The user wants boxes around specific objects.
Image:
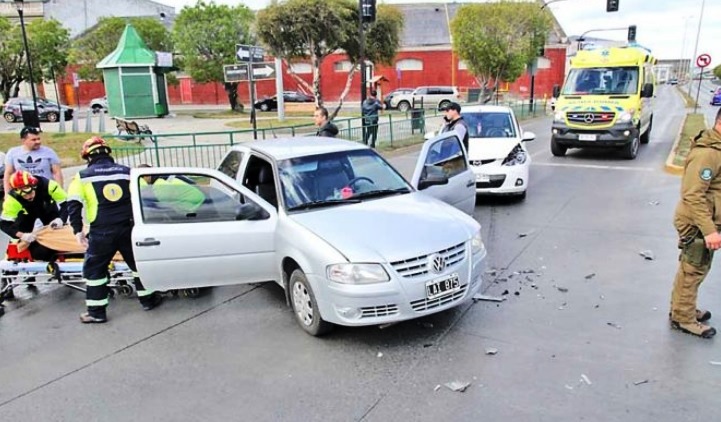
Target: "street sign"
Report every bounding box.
[251,62,276,80]
[223,64,249,82]
[696,53,712,68]
[236,44,264,63]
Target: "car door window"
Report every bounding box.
[415,88,428,95]
[218,150,244,179]
[139,172,268,224]
[425,136,467,178]
[243,155,278,208]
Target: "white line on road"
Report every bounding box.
[532,162,656,171]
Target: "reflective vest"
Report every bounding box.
[0,176,67,237]
[68,157,132,231]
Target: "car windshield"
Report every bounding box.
[278,149,411,211]
[462,112,517,138]
[562,66,639,95]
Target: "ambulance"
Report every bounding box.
[551,46,656,159]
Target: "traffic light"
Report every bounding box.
[361,0,376,23]
[627,25,637,42]
[606,0,619,12]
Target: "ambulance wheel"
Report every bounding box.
[551,137,567,157]
[181,288,202,298]
[621,135,639,160]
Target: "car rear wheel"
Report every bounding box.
[46,112,59,122]
[550,137,567,157]
[3,113,16,123]
[91,105,103,114]
[290,269,332,336]
[397,101,411,113]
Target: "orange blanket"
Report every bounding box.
[18,226,124,261]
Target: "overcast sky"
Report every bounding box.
[160,0,720,68]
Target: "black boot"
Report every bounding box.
[141,292,163,311]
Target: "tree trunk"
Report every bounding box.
[12,82,20,99]
[310,52,322,106]
[223,82,243,112]
[329,64,359,120]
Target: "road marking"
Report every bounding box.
[532,162,656,172]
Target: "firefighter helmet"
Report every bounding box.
[80,136,112,159]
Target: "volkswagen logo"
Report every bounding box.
[583,113,595,124]
[429,254,447,274]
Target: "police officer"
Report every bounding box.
[670,108,721,339]
[68,137,162,323]
[440,102,469,152]
[0,170,68,261]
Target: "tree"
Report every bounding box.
[451,1,552,103]
[173,1,254,112]
[70,17,172,81]
[256,0,402,116]
[0,16,70,102]
[714,64,721,81]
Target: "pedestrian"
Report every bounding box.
[4,126,63,195]
[362,90,384,148]
[669,108,721,339]
[314,106,339,138]
[439,102,469,152]
[0,170,68,262]
[67,137,162,324]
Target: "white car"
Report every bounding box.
[129,135,486,336]
[90,96,108,114]
[462,105,535,198]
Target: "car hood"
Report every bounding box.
[468,138,519,160]
[289,193,477,263]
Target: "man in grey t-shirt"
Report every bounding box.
[4,126,63,194]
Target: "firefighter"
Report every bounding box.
[0,170,68,262]
[68,137,162,323]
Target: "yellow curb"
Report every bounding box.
[664,113,688,176]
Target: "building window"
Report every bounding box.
[290,63,312,74]
[395,59,423,71]
[458,60,468,70]
[334,60,353,72]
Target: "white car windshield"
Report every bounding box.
[462,112,517,138]
[278,149,411,211]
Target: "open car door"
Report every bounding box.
[410,132,476,215]
[130,167,278,291]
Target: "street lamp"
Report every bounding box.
[687,0,706,96]
[13,0,41,129]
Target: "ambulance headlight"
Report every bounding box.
[618,112,632,122]
[554,111,564,122]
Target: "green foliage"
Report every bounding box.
[70,17,172,81]
[0,16,24,102]
[451,1,552,101]
[714,64,721,80]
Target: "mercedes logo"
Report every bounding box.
[583,113,595,124]
[429,254,447,274]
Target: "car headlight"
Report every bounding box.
[618,111,633,122]
[554,111,565,122]
[502,144,527,166]
[471,230,485,255]
[327,263,390,284]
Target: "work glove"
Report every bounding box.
[20,233,36,243]
[75,232,88,249]
[49,218,64,229]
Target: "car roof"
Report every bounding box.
[460,105,515,114]
[232,137,369,161]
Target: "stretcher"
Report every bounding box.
[0,226,204,304]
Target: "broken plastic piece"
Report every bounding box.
[557,286,569,293]
[485,347,498,355]
[639,250,655,261]
[445,381,471,392]
[633,379,649,386]
[585,273,596,280]
[607,322,622,329]
[472,294,506,302]
[709,361,721,366]
[580,374,592,385]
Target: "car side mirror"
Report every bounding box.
[522,131,535,142]
[641,83,654,98]
[418,165,449,190]
[235,203,269,221]
[552,85,561,98]
[424,131,436,140]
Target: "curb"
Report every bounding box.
[664,113,688,176]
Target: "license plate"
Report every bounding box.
[579,134,597,141]
[476,174,490,183]
[426,273,460,300]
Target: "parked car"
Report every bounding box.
[427,105,535,199]
[666,78,679,85]
[711,88,721,106]
[383,88,414,109]
[2,97,74,123]
[254,91,314,112]
[129,135,484,336]
[390,86,462,112]
[90,96,108,113]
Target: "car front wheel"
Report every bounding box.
[3,113,16,123]
[290,269,332,336]
[260,103,270,112]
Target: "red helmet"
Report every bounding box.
[80,136,111,159]
[9,170,38,192]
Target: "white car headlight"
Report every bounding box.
[618,112,632,122]
[502,144,527,166]
[554,111,565,122]
[327,263,390,284]
[471,230,485,255]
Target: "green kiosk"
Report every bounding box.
[97,24,171,118]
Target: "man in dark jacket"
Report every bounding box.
[440,102,469,152]
[362,90,384,148]
[314,106,339,138]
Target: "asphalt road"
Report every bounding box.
[685,79,720,127]
[1,85,720,421]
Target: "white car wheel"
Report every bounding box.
[289,269,332,336]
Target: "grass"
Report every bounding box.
[377,135,426,153]
[673,113,707,167]
[675,86,699,108]
[0,132,142,168]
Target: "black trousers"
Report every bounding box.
[84,224,154,317]
[363,117,379,148]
